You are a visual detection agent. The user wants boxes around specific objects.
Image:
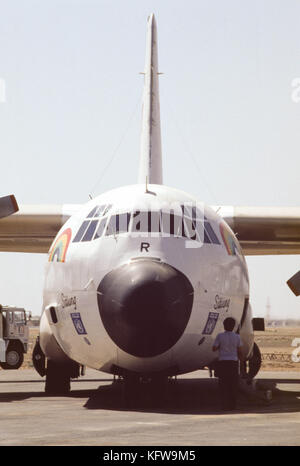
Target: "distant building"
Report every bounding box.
[28,316,40,327]
[266,319,300,327]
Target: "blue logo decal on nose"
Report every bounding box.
[71,312,87,335]
[202,312,219,335]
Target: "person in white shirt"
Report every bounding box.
[212,317,243,410]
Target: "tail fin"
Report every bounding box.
[138,14,163,185]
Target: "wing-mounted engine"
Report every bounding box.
[287,270,300,296]
[0,194,18,218]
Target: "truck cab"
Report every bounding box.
[0,306,29,370]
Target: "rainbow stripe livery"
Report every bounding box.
[219,222,240,256]
[48,228,72,262]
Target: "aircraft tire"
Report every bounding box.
[241,342,262,379]
[32,336,46,377]
[45,360,71,395]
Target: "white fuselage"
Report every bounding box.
[40,184,254,377]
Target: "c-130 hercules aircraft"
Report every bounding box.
[1,14,300,394]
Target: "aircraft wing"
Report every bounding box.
[0,204,81,253]
[216,206,300,255]
[1,203,300,255]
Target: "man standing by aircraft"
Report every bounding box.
[213,317,243,411]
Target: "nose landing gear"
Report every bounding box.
[122,375,169,407]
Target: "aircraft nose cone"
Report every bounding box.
[97,259,194,357]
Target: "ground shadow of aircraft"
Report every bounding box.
[83,376,300,416]
[0,375,298,415]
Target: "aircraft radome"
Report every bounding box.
[1,14,300,395]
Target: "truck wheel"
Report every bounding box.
[0,343,24,370]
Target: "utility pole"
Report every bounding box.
[266,297,271,326]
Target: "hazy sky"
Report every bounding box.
[0,0,300,319]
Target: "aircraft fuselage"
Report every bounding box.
[40,184,254,377]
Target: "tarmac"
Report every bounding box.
[0,368,299,446]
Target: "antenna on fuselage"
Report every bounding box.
[145,175,157,196]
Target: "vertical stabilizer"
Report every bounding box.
[138,14,163,185]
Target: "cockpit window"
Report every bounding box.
[87,204,112,219]
[182,217,197,241]
[72,205,221,246]
[102,204,112,216]
[73,204,113,243]
[81,220,98,242]
[148,211,162,233]
[73,220,90,242]
[204,220,220,244]
[105,213,131,236]
[87,206,99,218]
[131,211,161,233]
[94,217,107,239]
[181,204,203,219]
[160,212,182,236]
[118,213,131,233]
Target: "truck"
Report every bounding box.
[0,305,29,369]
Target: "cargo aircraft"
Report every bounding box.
[1,14,300,394]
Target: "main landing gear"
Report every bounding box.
[240,342,262,379]
[32,337,81,395]
[45,359,82,395]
